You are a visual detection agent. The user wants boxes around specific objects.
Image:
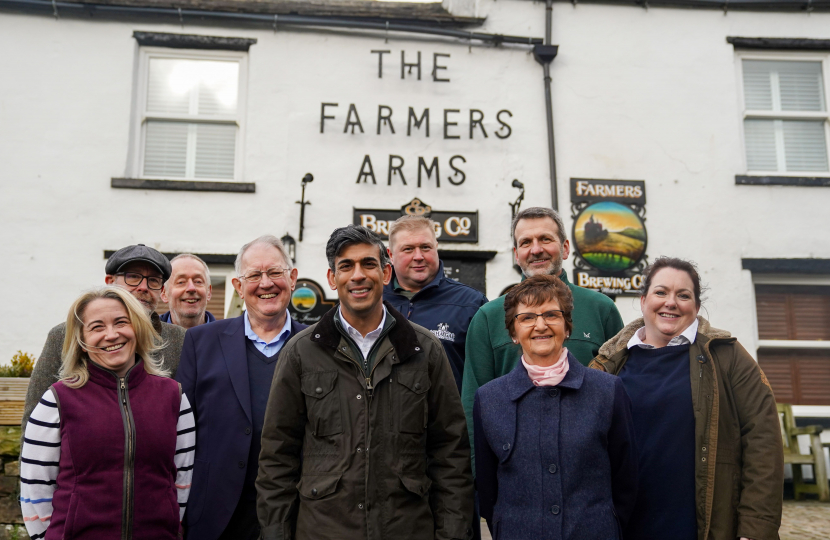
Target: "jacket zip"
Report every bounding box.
[118,377,136,540]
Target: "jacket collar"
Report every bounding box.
[506,351,584,401]
[385,261,446,298]
[312,301,422,363]
[87,357,147,389]
[151,310,162,333]
[593,315,733,373]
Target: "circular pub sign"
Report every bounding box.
[573,201,647,273]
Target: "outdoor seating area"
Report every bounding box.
[779,403,830,503]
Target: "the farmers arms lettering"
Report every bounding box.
[319,49,513,187]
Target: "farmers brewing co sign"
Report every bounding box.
[570,178,648,296]
[354,198,478,243]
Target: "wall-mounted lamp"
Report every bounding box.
[509,179,525,220]
[280,233,297,265]
[296,173,313,241]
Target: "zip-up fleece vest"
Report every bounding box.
[48,360,181,540]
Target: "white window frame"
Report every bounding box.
[131,47,248,182]
[736,51,830,177]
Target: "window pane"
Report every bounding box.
[779,62,824,112]
[744,119,778,171]
[194,124,236,179]
[742,60,825,112]
[743,61,773,110]
[147,58,239,115]
[783,120,828,172]
[143,121,188,177]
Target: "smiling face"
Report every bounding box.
[105,261,163,314]
[162,257,212,328]
[640,267,700,348]
[513,298,567,366]
[81,298,138,377]
[513,217,571,278]
[388,226,440,293]
[327,242,392,332]
[232,243,298,328]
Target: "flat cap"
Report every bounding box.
[105,244,172,281]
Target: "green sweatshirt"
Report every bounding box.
[461,271,624,469]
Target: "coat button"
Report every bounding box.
[314,334,321,338]
[550,505,560,515]
[414,383,421,390]
[357,394,362,400]
[311,488,318,496]
[549,464,557,474]
[549,388,559,397]
[503,443,511,451]
[357,447,363,453]
[315,387,323,394]
[358,503,364,509]
[415,347,421,351]
[245,427,251,435]
[238,461,245,468]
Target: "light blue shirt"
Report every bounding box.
[244,311,293,357]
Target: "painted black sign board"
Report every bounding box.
[353,198,478,243]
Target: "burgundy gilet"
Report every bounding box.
[48,360,181,540]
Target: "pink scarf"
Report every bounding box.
[522,347,570,387]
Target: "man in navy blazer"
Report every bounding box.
[176,235,307,540]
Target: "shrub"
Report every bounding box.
[0,350,35,377]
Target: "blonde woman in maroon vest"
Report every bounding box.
[20,286,196,540]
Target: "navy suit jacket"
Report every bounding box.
[175,314,306,540]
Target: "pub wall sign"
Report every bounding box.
[354,198,478,243]
[570,178,648,296]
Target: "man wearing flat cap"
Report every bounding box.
[21,244,187,435]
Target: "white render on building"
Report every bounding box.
[2,1,829,412]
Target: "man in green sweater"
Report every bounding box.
[461,207,624,465]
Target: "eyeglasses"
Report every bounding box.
[117,272,164,290]
[240,267,289,283]
[514,310,565,328]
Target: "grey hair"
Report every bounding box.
[511,207,567,247]
[235,235,294,276]
[167,253,211,286]
[326,225,390,272]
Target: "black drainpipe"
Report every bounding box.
[533,0,559,210]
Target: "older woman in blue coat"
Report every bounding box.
[474,275,638,540]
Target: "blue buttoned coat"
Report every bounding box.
[473,354,638,540]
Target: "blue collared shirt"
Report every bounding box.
[244,311,292,357]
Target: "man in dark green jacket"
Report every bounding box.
[256,225,473,540]
[461,207,623,467]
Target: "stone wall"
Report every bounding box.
[0,427,27,540]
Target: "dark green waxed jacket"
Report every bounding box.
[256,303,474,540]
[590,316,783,540]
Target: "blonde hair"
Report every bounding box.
[61,286,168,388]
[388,215,437,249]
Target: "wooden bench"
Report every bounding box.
[778,403,830,502]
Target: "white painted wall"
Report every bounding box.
[1,2,829,364]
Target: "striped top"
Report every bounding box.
[19,388,196,540]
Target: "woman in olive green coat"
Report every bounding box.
[590,257,783,540]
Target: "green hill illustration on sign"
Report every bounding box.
[574,202,646,272]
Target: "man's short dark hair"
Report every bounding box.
[510,207,567,247]
[326,225,390,272]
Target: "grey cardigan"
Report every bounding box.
[21,312,186,436]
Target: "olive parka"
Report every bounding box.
[589,316,783,540]
[256,303,474,540]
